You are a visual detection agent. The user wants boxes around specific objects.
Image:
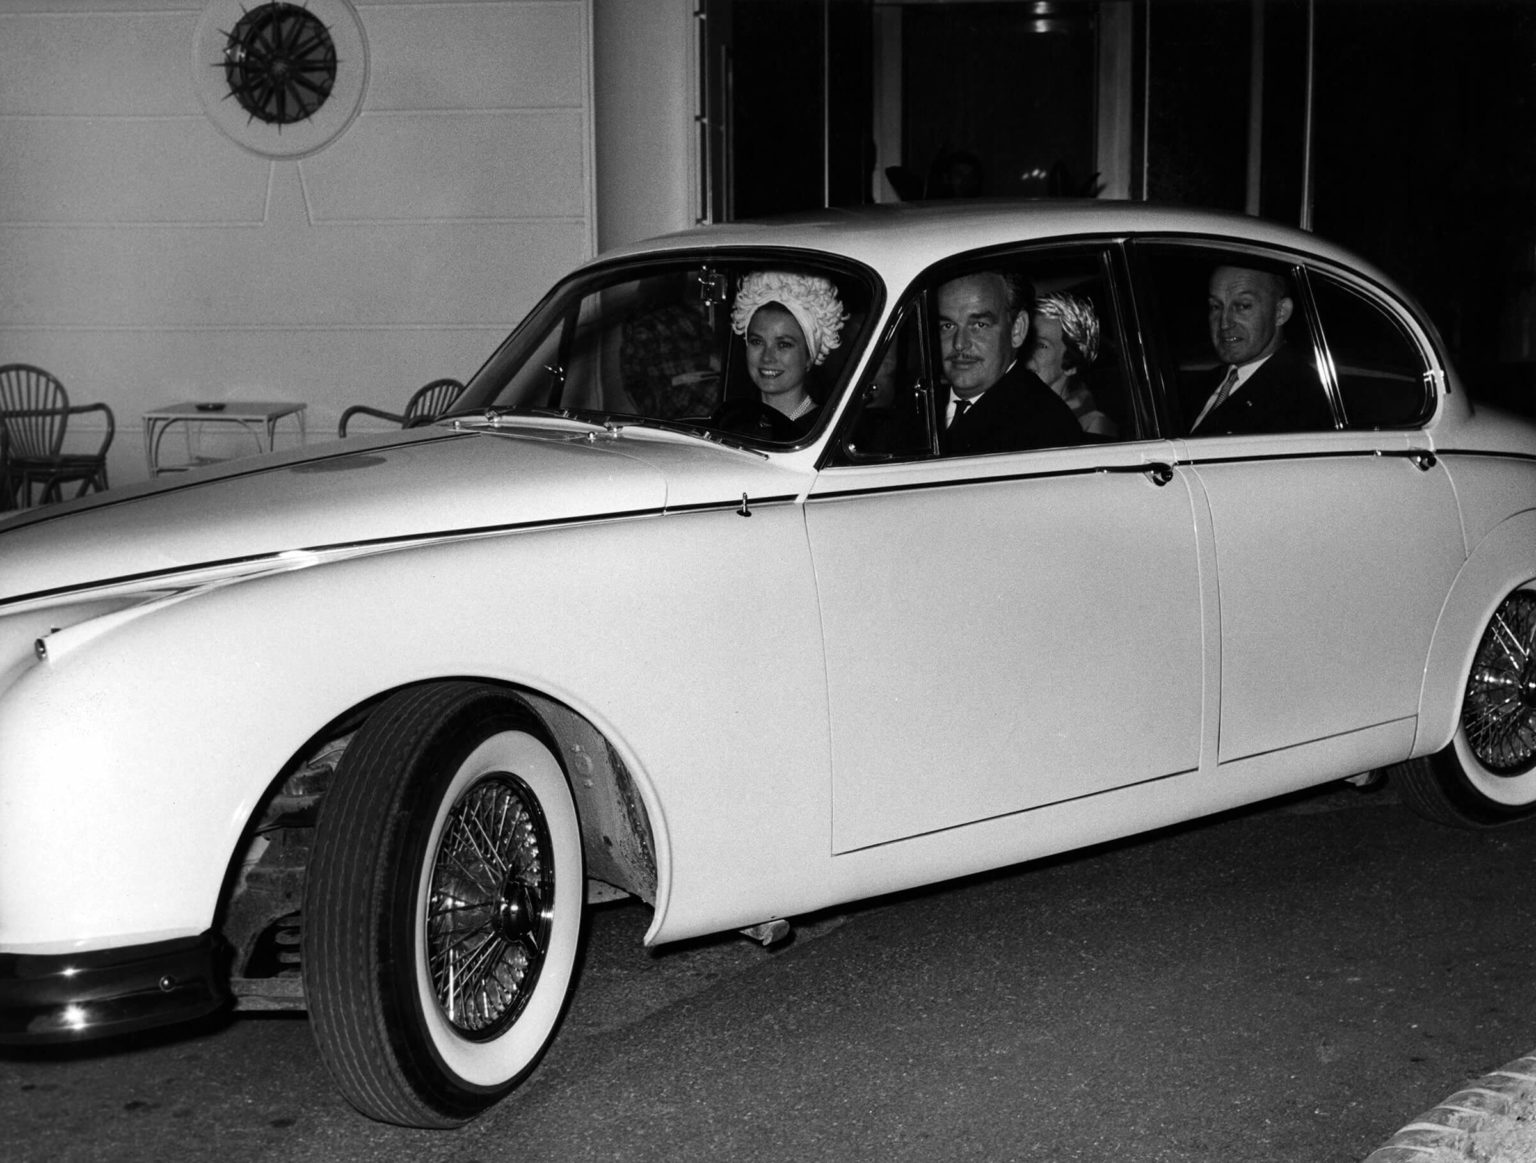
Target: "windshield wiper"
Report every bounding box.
[451,406,609,429]
[608,415,774,457]
[452,407,770,457]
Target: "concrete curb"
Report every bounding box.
[1363,1053,1536,1161]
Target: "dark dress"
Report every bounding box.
[709,397,820,440]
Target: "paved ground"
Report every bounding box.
[5,780,1536,1162]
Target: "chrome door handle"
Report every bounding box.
[1409,450,1437,471]
[1145,462,1174,486]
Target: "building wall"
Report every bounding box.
[592,0,696,250]
[0,0,597,487]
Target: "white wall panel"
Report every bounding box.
[0,118,267,223]
[592,0,694,249]
[304,110,587,220]
[365,2,585,110]
[0,10,198,117]
[0,218,586,326]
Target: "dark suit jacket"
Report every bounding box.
[1186,342,1332,436]
[941,363,1084,456]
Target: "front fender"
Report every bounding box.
[1415,508,1536,755]
[0,508,831,954]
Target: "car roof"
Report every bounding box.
[594,200,1395,293]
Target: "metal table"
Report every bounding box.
[143,401,307,476]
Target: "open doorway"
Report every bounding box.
[700,0,1114,220]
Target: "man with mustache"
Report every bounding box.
[936,270,1084,456]
[1188,264,1332,435]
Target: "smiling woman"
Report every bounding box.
[709,269,850,439]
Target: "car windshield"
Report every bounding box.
[452,254,879,447]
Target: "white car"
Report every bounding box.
[2,203,1534,1128]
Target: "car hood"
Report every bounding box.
[0,426,801,604]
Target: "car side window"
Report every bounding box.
[1019,249,1138,444]
[832,246,1136,464]
[1137,245,1335,437]
[835,308,932,463]
[1309,275,1433,429]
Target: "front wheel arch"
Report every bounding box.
[218,676,661,955]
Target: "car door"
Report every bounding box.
[1130,240,1465,772]
[805,246,1208,855]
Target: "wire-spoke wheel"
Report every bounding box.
[1459,590,1536,777]
[304,683,583,1127]
[1394,586,1536,827]
[425,774,554,1039]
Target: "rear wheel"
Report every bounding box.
[1394,587,1536,827]
[303,682,584,1127]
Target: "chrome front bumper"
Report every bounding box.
[0,932,227,1043]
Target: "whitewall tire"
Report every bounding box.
[303,682,584,1127]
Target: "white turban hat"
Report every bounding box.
[730,270,849,367]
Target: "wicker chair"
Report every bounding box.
[338,378,465,437]
[0,364,115,507]
[1,423,12,512]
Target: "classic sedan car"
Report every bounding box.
[3,203,1535,1128]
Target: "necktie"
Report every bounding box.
[950,397,971,428]
[1195,366,1239,430]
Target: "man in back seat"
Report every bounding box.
[1187,264,1332,436]
[936,270,1084,456]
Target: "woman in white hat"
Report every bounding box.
[715,270,848,439]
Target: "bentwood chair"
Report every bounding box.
[1,422,12,512]
[0,364,115,507]
[338,378,465,437]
